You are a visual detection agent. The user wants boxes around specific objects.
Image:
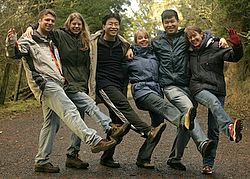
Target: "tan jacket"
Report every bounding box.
[88,30,130,101]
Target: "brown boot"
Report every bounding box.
[91,138,117,153]
[34,162,60,173]
[109,122,130,140]
[65,154,89,169]
[147,122,166,143]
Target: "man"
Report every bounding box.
[150,9,227,173]
[5,9,121,173]
[89,12,167,168]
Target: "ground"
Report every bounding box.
[0,100,249,178]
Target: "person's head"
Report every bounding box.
[184,25,204,48]
[37,9,56,35]
[102,12,121,41]
[134,29,150,47]
[64,12,90,50]
[161,9,179,34]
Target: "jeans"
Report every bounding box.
[35,81,102,164]
[163,86,208,162]
[136,93,183,127]
[194,90,227,167]
[66,91,112,156]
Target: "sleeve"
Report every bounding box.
[223,43,244,62]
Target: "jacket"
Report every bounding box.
[50,29,90,93]
[6,31,64,102]
[189,31,244,96]
[151,29,191,88]
[127,45,163,102]
[88,30,130,100]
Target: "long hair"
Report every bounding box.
[64,12,90,51]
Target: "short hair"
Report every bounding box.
[102,12,121,25]
[161,9,179,22]
[184,25,203,41]
[64,12,90,51]
[37,9,56,20]
[134,29,150,44]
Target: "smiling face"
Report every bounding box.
[102,17,120,41]
[162,16,179,35]
[185,26,204,48]
[38,13,55,35]
[135,30,149,47]
[69,18,83,35]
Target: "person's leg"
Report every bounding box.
[163,86,210,170]
[42,81,116,151]
[34,106,60,173]
[67,91,112,133]
[136,111,164,169]
[98,86,166,167]
[202,96,222,174]
[195,90,233,137]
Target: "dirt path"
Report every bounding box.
[0,100,249,178]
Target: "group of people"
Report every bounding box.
[5,8,243,175]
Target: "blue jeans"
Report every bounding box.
[163,86,208,162]
[66,91,112,156]
[35,81,102,164]
[194,90,228,167]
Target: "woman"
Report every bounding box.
[185,25,244,174]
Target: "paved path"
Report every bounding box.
[0,100,249,178]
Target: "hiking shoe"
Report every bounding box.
[34,162,60,173]
[201,140,215,158]
[147,122,166,143]
[109,122,130,140]
[91,138,117,153]
[228,119,243,143]
[100,159,121,168]
[181,107,196,130]
[136,161,155,169]
[66,154,89,169]
[201,165,213,175]
[167,159,186,171]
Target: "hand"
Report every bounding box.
[7,28,16,40]
[219,38,229,48]
[126,48,134,60]
[227,28,241,45]
[22,26,33,38]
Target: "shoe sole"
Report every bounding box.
[111,122,130,140]
[234,120,243,143]
[91,139,117,153]
[136,162,155,169]
[184,107,196,130]
[149,123,166,143]
[65,163,89,169]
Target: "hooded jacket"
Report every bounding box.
[127,45,163,102]
[189,31,243,96]
[6,30,64,102]
[88,30,130,100]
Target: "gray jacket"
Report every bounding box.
[5,31,64,101]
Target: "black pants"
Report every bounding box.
[98,85,151,161]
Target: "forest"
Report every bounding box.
[0,0,249,118]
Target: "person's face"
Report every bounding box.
[162,16,179,34]
[136,31,149,47]
[38,14,55,34]
[187,31,203,48]
[69,18,83,35]
[102,17,120,39]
